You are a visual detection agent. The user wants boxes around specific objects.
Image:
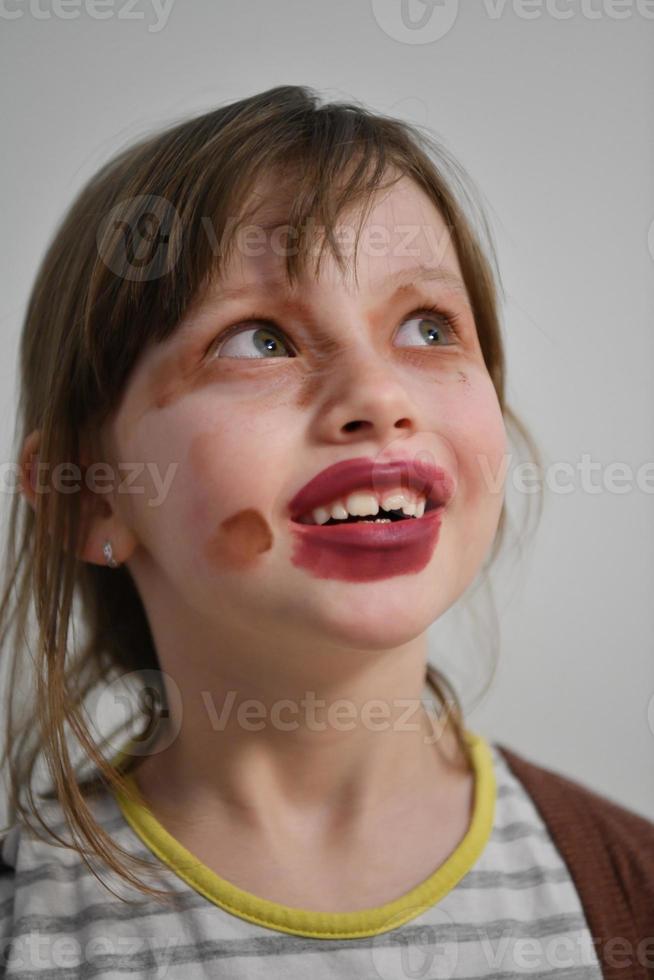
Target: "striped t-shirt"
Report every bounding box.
[0,730,604,978]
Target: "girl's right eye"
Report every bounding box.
[205,319,295,360]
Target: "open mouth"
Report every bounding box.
[288,489,446,581]
[294,493,438,527]
[287,456,455,538]
[307,507,438,527]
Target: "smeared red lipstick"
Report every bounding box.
[287,455,455,582]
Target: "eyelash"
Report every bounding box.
[206,303,463,358]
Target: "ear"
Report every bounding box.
[18,428,138,568]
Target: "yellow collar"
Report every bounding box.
[111,728,495,939]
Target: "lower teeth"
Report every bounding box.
[358,517,416,523]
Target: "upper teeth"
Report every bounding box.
[302,489,428,526]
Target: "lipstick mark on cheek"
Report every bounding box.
[205,508,274,570]
[188,439,275,568]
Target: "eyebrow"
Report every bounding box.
[209,263,468,303]
[171,262,472,360]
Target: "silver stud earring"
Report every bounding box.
[103,539,119,568]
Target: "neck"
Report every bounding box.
[128,656,470,835]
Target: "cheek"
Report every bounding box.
[428,369,507,589]
[186,430,276,572]
[115,408,278,574]
[447,369,508,501]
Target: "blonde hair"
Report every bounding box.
[0,84,542,903]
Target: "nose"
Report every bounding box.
[312,343,420,445]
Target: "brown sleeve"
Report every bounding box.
[495,743,654,980]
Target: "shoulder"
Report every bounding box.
[494,741,654,839]
[494,741,654,936]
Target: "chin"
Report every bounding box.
[305,583,452,652]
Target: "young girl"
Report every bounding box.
[0,84,652,979]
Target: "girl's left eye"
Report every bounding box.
[395,306,461,349]
[205,305,461,361]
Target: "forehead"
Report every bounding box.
[214,173,460,298]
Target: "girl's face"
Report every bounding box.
[103,176,507,654]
